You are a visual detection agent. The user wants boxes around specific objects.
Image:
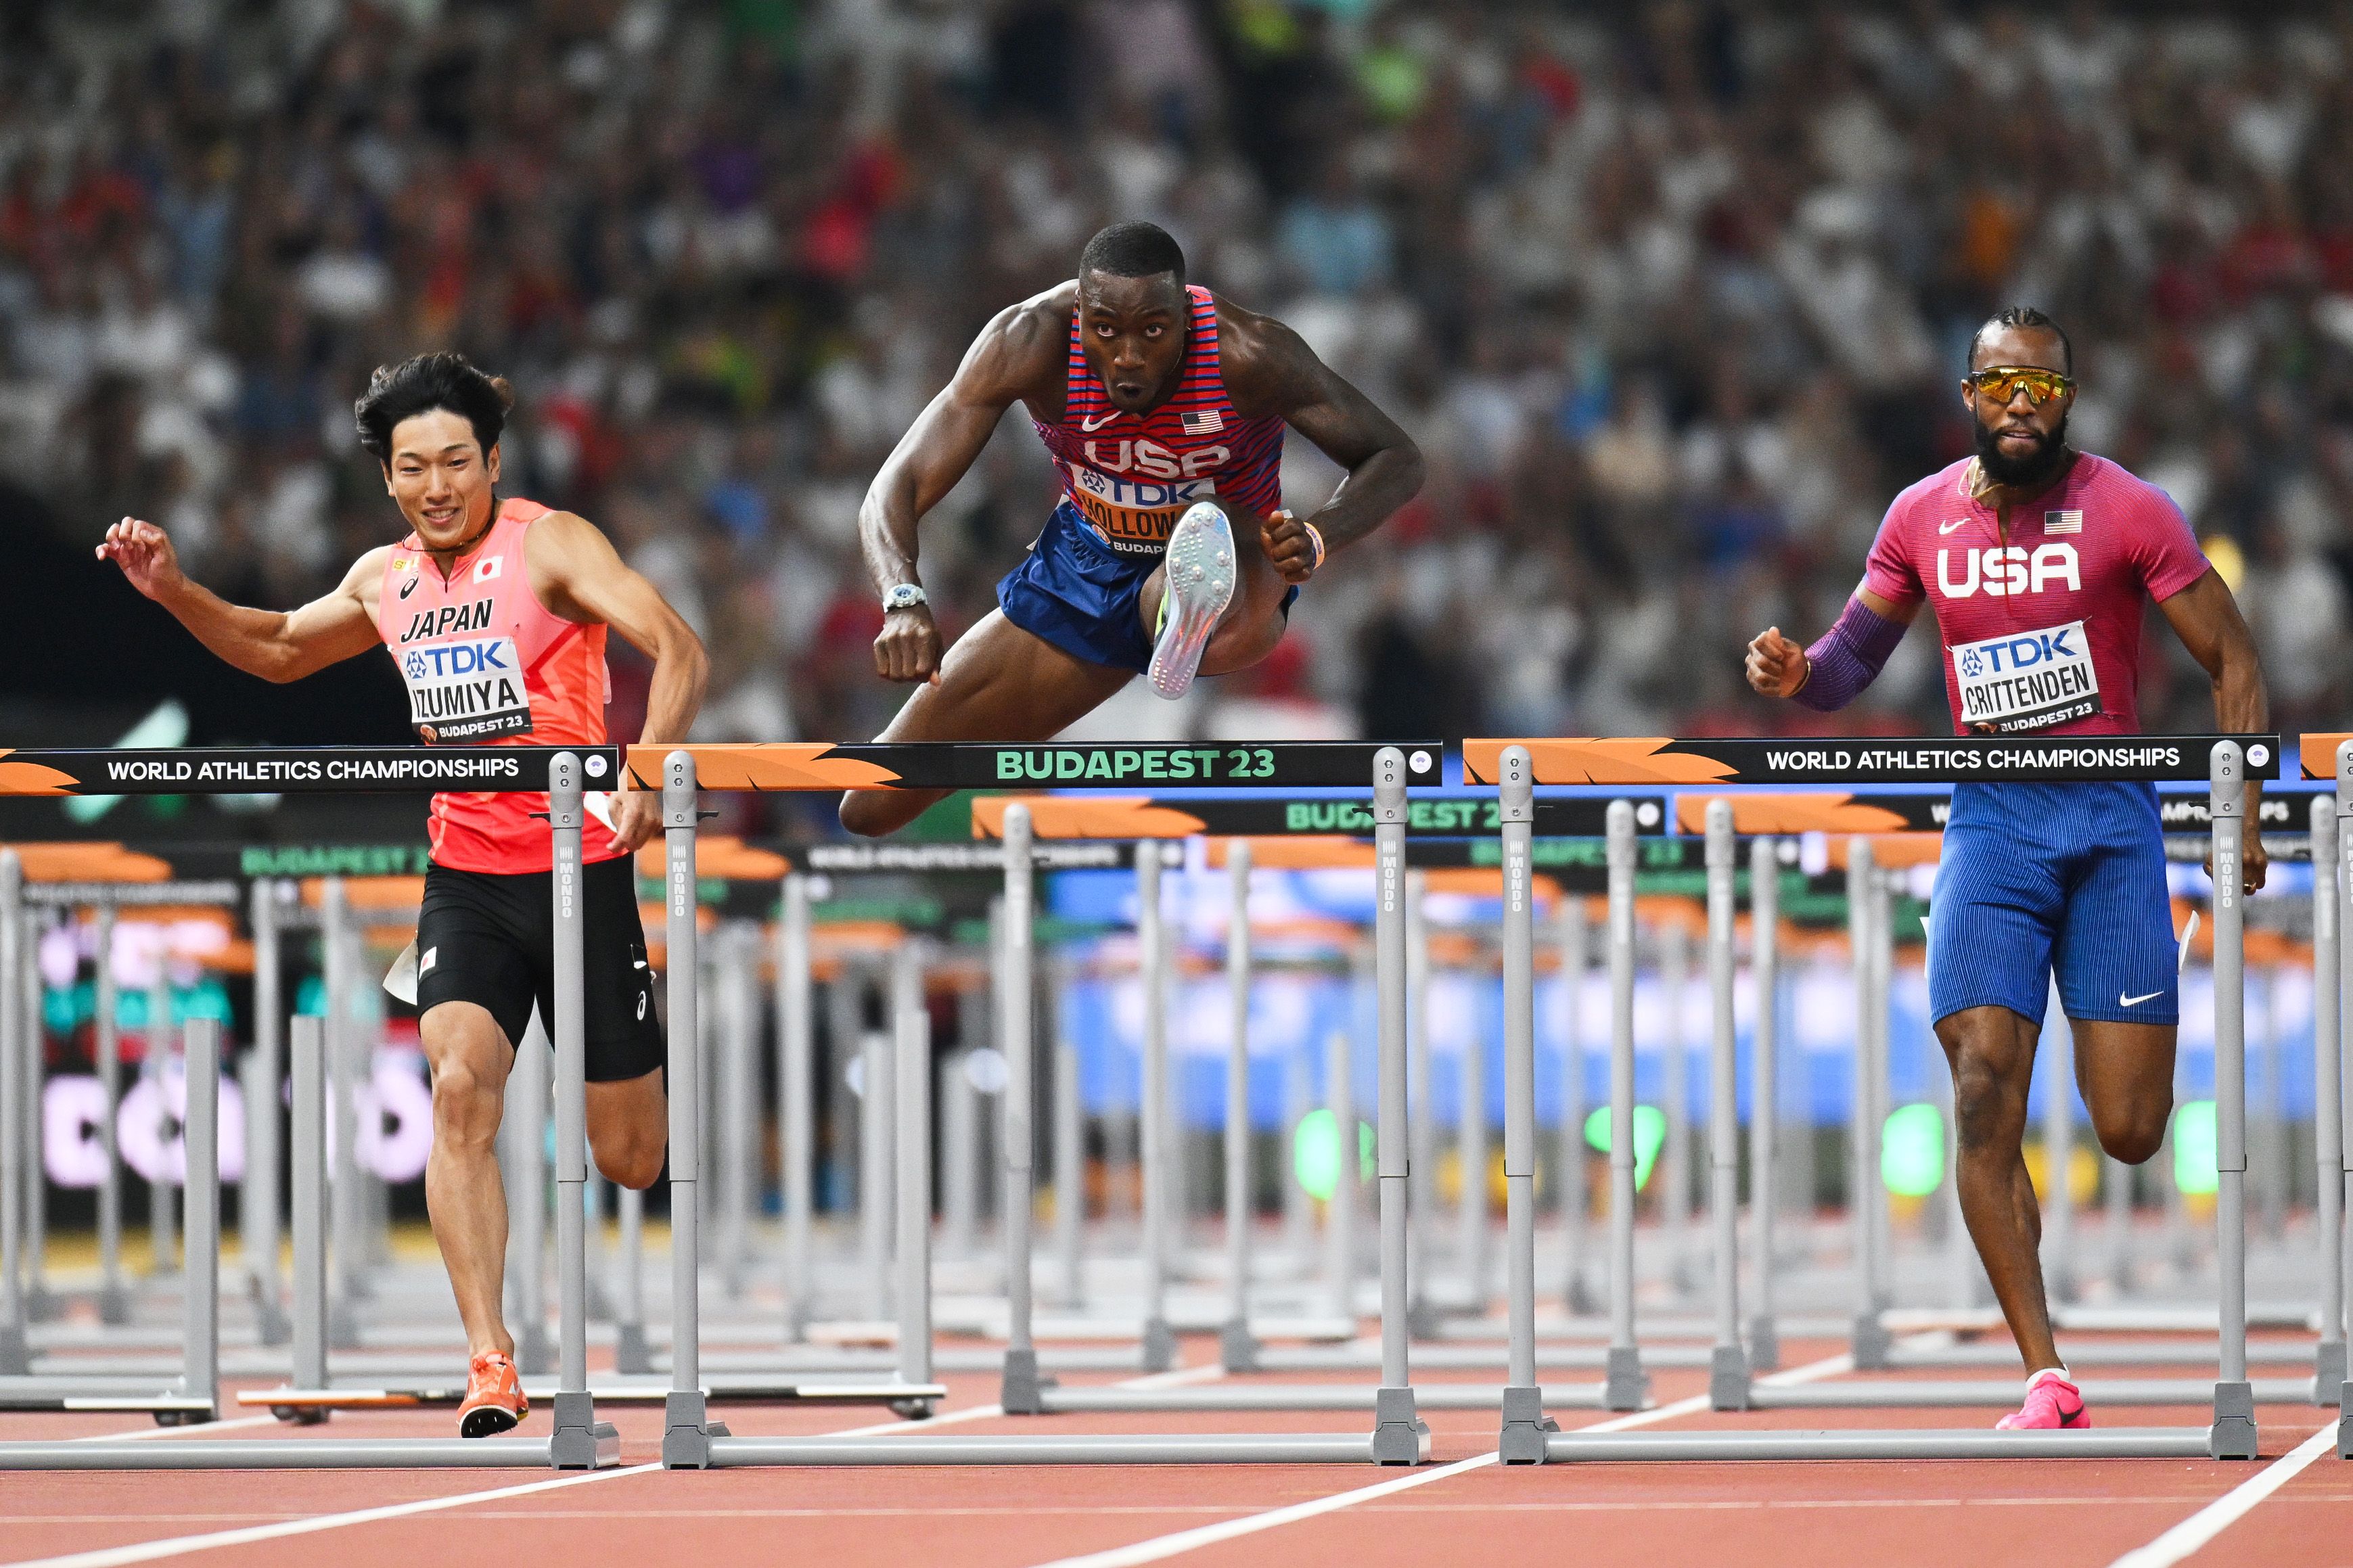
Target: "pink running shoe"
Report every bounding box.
[1996,1368,2090,1430]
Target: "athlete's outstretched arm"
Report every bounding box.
[97,517,386,683]
[859,300,1063,683]
[2157,568,2270,890]
[1745,587,1918,704]
[1225,315,1422,584]
[528,511,710,852]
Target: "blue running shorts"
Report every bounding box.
[1926,780,2179,1028]
[999,502,1295,672]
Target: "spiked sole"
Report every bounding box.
[1147,503,1237,701]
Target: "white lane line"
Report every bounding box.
[0,1463,668,1568]
[76,1416,281,1444]
[1032,1350,1860,1567]
[2103,1423,2338,1568]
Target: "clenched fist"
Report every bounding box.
[1745,626,1809,698]
[873,603,943,685]
[1261,509,1323,585]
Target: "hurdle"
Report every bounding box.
[641,739,1440,1467]
[1469,733,2307,1460]
[0,746,624,1469]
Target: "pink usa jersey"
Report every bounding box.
[1031,285,1285,557]
[1863,455,2213,735]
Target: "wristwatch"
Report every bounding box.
[883,582,928,612]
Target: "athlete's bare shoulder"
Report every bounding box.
[342,543,398,601]
[957,281,1076,405]
[1209,293,1338,421]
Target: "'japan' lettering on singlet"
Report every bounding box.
[1863,454,2214,737]
[373,497,626,874]
[1031,285,1285,557]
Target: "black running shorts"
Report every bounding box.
[414,856,663,1082]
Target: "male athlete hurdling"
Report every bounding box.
[99,352,708,1437]
[1746,308,2270,1431]
[840,220,1422,835]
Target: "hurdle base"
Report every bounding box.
[614,1322,654,1375]
[22,1283,59,1323]
[1603,1346,1646,1411]
[1218,1318,1260,1373]
[1371,1385,1429,1465]
[1138,1317,1179,1373]
[1545,1427,2218,1462]
[2337,1381,2350,1459]
[1497,1385,1557,1465]
[98,1285,137,1329]
[0,1324,26,1377]
[1745,1314,1779,1373]
[2314,1341,2346,1406]
[518,1323,556,1379]
[1708,1346,1751,1412]
[2208,1381,2258,1460]
[706,1433,1379,1467]
[1850,1310,1893,1370]
[999,1347,1055,1414]
[327,1301,363,1353]
[663,1389,714,1469]
[551,1389,620,1469]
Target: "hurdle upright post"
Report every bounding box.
[892,940,934,1394]
[322,877,357,1345]
[779,872,815,1340]
[1705,801,1750,1409]
[179,1016,221,1421]
[1369,745,1425,1463]
[1660,919,1691,1290]
[2337,741,2353,1458]
[2208,739,2257,1460]
[1135,841,1176,1371]
[661,749,714,1469]
[245,881,288,1342]
[1406,869,1433,1331]
[1746,835,1779,1370]
[1054,1022,1084,1309]
[1557,891,1591,1316]
[93,900,130,1326]
[2310,793,2344,1405]
[511,1017,552,1376]
[999,804,1049,1411]
[1601,799,1645,1410]
[1326,1025,1356,1322]
[1496,745,1554,1461]
[547,752,615,1469]
[288,1015,326,1402]
[1220,838,1259,1373]
[146,969,178,1283]
[18,906,46,1319]
[0,848,24,1375]
[1846,839,1891,1368]
[2042,984,2077,1304]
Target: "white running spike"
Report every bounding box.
[1147,503,1237,700]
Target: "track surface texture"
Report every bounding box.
[1,1331,2346,1568]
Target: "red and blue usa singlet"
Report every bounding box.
[1030,285,1285,557]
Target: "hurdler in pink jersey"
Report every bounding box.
[1745,308,2271,1433]
[99,352,708,1433]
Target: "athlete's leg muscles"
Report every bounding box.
[585,1067,667,1189]
[419,1000,516,1360]
[2071,1019,2174,1163]
[1135,505,1290,675]
[840,609,1133,837]
[1938,1003,2063,1375]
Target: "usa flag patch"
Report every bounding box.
[2044,509,2082,534]
[1181,409,1223,435]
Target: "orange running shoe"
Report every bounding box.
[457,1351,528,1437]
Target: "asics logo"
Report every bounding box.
[2119,990,2163,1008]
[1079,411,1120,432]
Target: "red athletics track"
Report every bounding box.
[0,1334,2344,1568]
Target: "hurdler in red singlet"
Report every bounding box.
[100,352,706,1437]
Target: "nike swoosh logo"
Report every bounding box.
[1939,520,1970,534]
[2120,990,2163,1007]
[1079,412,1120,432]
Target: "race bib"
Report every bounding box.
[1065,465,1218,555]
[401,637,533,742]
[1951,619,2102,733]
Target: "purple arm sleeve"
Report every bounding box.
[1790,597,1906,712]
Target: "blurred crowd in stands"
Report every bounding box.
[7,0,2353,755]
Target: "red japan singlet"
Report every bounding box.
[373,497,626,873]
[1030,285,1286,557]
